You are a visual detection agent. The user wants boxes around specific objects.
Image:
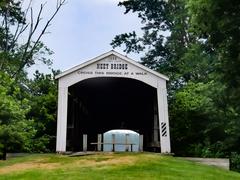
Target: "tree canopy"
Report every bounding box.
[111,0,240,169]
[0,0,64,160]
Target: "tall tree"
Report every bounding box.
[26,70,59,152]
[0,0,65,158]
[0,72,34,160]
[0,0,65,79]
[111,0,234,157]
[112,0,195,79]
[187,0,240,155]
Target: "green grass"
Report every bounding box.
[0,153,239,179]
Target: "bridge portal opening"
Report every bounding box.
[66,77,159,151]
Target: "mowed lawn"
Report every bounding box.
[0,153,239,180]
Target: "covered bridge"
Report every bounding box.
[55,50,171,153]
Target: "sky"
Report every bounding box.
[28,0,143,75]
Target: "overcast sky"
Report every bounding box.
[28,0,142,74]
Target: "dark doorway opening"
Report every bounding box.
[66,77,158,151]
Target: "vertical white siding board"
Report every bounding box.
[56,79,68,152]
[157,81,171,153]
[56,82,62,152]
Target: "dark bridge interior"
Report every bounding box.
[66,77,158,151]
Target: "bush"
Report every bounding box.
[230,152,240,172]
[188,141,225,158]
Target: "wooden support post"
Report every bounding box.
[157,85,171,153]
[83,134,87,152]
[154,114,159,142]
[125,134,129,151]
[97,134,102,151]
[139,135,143,152]
[112,134,115,152]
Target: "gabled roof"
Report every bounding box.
[55,50,169,81]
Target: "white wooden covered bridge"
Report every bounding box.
[55,50,171,153]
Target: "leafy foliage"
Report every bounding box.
[230,152,240,173]
[0,0,64,78]
[26,70,59,152]
[0,72,33,159]
[111,0,240,171]
[0,1,63,159]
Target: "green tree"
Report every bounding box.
[0,72,35,160]
[0,0,64,158]
[26,70,59,152]
[187,0,240,157]
[187,0,240,112]
[111,0,235,158]
[0,0,65,79]
[111,0,195,81]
